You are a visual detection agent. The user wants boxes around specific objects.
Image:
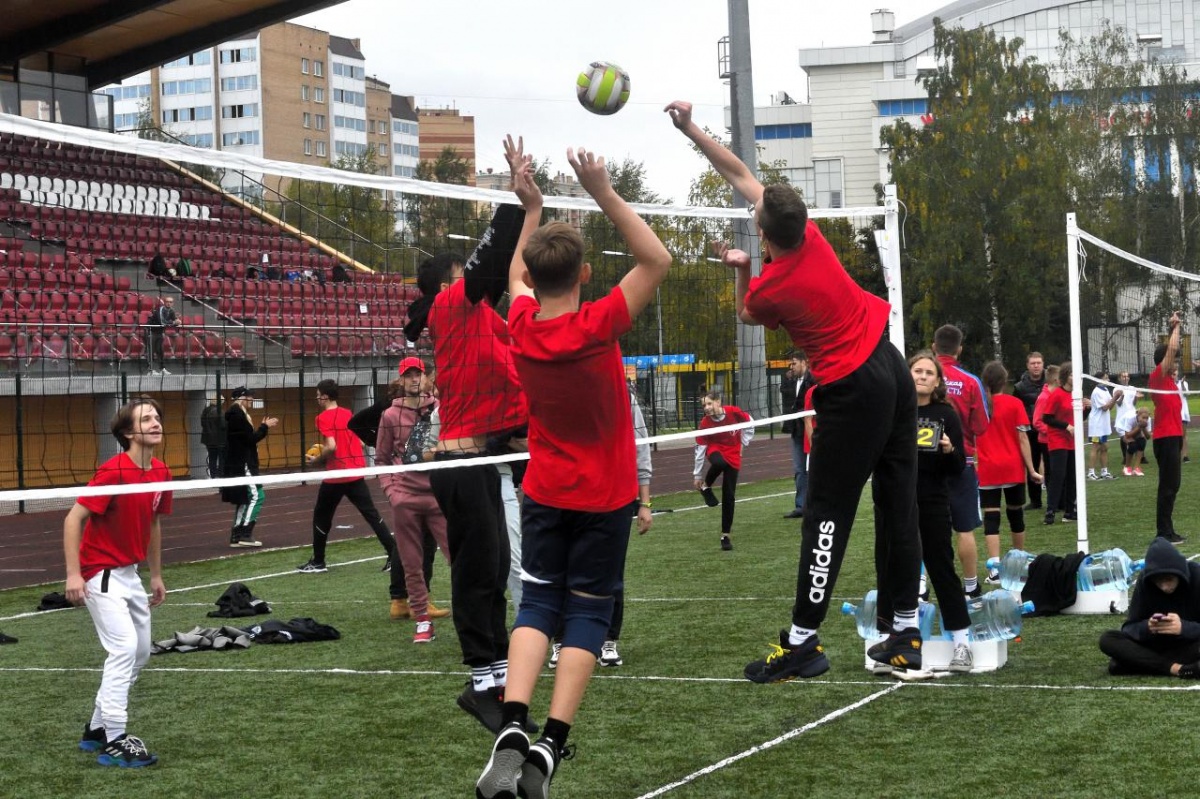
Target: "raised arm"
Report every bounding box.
[503,135,542,303]
[1162,311,1182,376]
[664,100,763,206]
[567,147,672,319]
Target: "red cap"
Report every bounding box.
[398,356,425,375]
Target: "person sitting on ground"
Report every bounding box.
[1099,536,1200,678]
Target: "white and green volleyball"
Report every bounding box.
[576,61,630,116]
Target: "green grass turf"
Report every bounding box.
[2,437,1199,799]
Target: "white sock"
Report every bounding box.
[470,666,495,692]
[893,608,918,632]
[951,629,970,646]
[964,576,978,592]
[787,625,817,646]
[491,659,508,688]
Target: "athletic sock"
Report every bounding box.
[787,625,817,646]
[543,717,572,752]
[470,665,495,692]
[491,659,508,689]
[950,629,969,646]
[501,701,529,729]
[892,608,918,633]
[964,576,979,593]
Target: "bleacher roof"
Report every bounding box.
[0,0,348,90]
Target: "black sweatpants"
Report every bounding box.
[792,338,920,630]
[1154,436,1182,538]
[311,478,397,565]
[1044,449,1076,516]
[1025,430,1046,507]
[429,460,510,668]
[1099,630,1200,675]
[388,527,438,601]
[705,452,740,534]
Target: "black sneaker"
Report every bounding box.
[458,683,504,734]
[783,509,804,519]
[1043,513,1055,526]
[297,559,328,573]
[1178,661,1200,679]
[518,738,574,799]
[97,734,157,768]
[1024,501,1042,511]
[744,630,830,683]
[494,688,540,734]
[720,535,733,552]
[1162,531,1187,544]
[475,721,529,799]
[78,723,106,753]
[381,554,393,572]
[867,627,923,671]
[964,584,982,600]
[1063,513,1078,522]
[700,487,719,507]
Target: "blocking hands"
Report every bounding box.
[567,146,612,197]
[504,134,542,212]
[711,241,751,270]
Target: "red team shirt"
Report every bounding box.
[428,279,527,439]
[509,286,636,513]
[697,406,752,470]
[1042,388,1075,450]
[975,393,1030,487]
[936,354,990,458]
[318,405,365,484]
[77,453,173,581]
[1149,365,1183,439]
[744,220,889,386]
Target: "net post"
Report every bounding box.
[1067,211,1089,554]
[880,184,905,354]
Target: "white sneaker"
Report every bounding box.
[985,569,1001,585]
[948,643,974,673]
[149,369,160,375]
[548,642,561,669]
[162,368,171,375]
[1087,471,1098,481]
[1101,471,1116,480]
[598,639,623,667]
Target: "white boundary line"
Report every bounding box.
[634,684,903,798]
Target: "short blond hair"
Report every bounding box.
[523,222,585,295]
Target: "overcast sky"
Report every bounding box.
[294,0,946,201]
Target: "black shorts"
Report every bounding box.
[520,496,635,596]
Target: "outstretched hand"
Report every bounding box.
[504,134,542,212]
[664,100,693,131]
[567,147,611,197]
[711,241,751,270]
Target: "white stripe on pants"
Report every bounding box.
[85,565,151,739]
[497,465,523,610]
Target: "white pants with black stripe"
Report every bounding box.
[84,565,152,736]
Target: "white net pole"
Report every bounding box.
[1066,212,1090,554]
[879,184,904,354]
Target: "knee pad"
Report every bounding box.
[1006,507,1026,534]
[513,581,566,639]
[560,593,615,657]
[983,510,1001,537]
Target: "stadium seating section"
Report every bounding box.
[0,133,419,372]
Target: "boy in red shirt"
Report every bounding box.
[693,390,754,551]
[665,99,922,678]
[298,379,398,573]
[1040,362,1089,524]
[65,397,171,768]
[1150,312,1185,543]
[473,137,671,799]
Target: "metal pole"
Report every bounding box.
[1066,212,1089,554]
[880,184,906,354]
[728,0,767,420]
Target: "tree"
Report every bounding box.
[882,21,1074,367]
[403,146,487,263]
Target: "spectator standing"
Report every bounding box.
[693,390,754,551]
[1041,362,1087,525]
[199,397,227,479]
[780,350,812,519]
[1177,366,1191,463]
[1087,371,1118,480]
[1013,352,1047,510]
[1113,370,1139,473]
[146,296,179,375]
[1149,313,1185,544]
[220,387,276,547]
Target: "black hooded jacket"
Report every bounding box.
[1122,538,1200,646]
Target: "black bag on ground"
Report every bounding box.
[1022,552,1088,616]
[207,582,271,618]
[37,592,73,611]
[246,617,341,643]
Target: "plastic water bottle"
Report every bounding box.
[841,590,881,640]
[964,590,1034,641]
[1077,549,1145,592]
[917,600,940,641]
[986,550,1036,592]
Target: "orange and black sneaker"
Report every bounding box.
[744,630,830,683]
[867,628,923,671]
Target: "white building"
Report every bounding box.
[755,0,1200,208]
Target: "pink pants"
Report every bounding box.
[387,490,451,618]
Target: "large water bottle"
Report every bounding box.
[964,590,1034,641]
[986,550,1036,592]
[1077,549,1145,592]
[842,592,939,640]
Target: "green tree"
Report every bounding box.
[403,146,487,263]
[882,21,1074,367]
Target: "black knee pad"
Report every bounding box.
[983,510,1001,537]
[560,593,615,657]
[513,581,566,639]
[1006,507,1026,534]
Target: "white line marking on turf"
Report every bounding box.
[634,684,903,798]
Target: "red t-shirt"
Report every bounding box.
[976,393,1030,486]
[77,453,173,581]
[1042,388,1075,450]
[428,279,528,439]
[318,405,365,484]
[697,405,752,470]
[803,384,817,453]
[509,287,636,513]
[1149,365,1183,439]
[936,355,990,458]
[744,220,889,386]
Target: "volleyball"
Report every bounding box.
[576,61,630,116]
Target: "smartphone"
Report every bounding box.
[1151,613,1166,622]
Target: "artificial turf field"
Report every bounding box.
[2,439,1198,799]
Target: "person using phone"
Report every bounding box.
[1099,537,1200,678]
